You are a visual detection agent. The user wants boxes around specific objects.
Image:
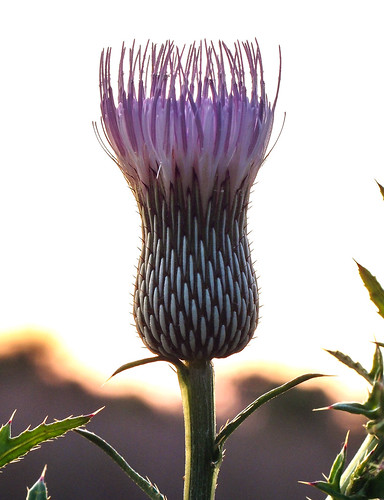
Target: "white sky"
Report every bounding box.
[1,0,384,401]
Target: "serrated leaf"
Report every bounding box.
[326,350,372,384]
[26,466,49,500]
[356,262,384,319]
[328,434,348,487]
[369,344,383,382]
[0,410,99,469]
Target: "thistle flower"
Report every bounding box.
[98,40,279,360]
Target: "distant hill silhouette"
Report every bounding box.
[0,337,365,499]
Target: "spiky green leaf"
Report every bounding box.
[0,410,99,469]
[326,350,372,384]
[305,480,367,499]
[328,433,348,488]
[303,435,349,499]
[305,480,349,498]
[26,466,49,500]
[330,402,380,419]
[356,262,384,319]
[369,344,383,382]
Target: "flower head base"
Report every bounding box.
[99,40,279,360]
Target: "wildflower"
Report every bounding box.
[98,40,279,360]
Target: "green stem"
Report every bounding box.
[177,360,221,500]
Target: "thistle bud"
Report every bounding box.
[99,40,279,360]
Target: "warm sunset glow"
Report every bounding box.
[1,0,383,411]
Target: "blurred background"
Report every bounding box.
[1,0,383,498]
[0,338,368,499]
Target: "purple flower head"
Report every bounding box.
[98,40,280,360]
[99,40,279,208]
